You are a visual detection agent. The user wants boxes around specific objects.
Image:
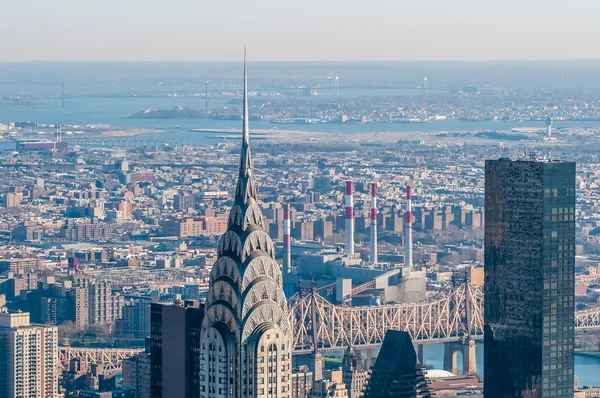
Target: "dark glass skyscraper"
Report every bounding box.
[484,158,575,397]
[363,330,431,398]
[150,300,204,398]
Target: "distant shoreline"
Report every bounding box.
[575,351,600,359]
[98,128,164,137]
[184,127,559,145]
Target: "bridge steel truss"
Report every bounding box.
[575,307,600,330]
[289,282,485,355]
[58,283,600,370]
[60,347,144,372]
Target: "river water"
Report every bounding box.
[422,343,600,387]
[2,85,600,147]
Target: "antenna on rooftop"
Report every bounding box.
[205,81,209,108]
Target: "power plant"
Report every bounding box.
[16,123,68,152]
[281,179,425,305]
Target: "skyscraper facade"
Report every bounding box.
[0,311,59,398]
[362,330,430,398]
[150,300,204,398]
[198,54,292,397]
[484,158,576,397]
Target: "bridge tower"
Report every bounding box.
[442,278,477,375]
[415,343,424,365]
[443,339,476,375]
[310,280,323,382]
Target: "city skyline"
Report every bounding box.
[2,0,600,62]
[2,3,600,395]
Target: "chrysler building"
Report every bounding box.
[199,51,292,398]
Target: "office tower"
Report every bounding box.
[199,52,292,397]
[0,311,59,398]
[484,158,576,397]
[342,347,369,398]
[362,331,431,398]
[150,300,204,398]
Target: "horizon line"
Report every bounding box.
[2,58,600,64]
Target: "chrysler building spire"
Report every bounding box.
[199,49,292,398]
[236,46,256,205]
[242,46,249,146]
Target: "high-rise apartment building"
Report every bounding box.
[0,311,59,398]
[313,220,333,242]
[89,281,123,324]
[72,276,123,327]
[174,192,195,212]
[199,55,292,397]
[64,220,113,242]
[71,286,90,329]
[484,158,576,397]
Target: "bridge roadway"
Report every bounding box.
[60,283,600,371]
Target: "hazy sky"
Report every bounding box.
[2,0,600,62]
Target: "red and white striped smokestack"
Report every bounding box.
[345,181,355,256]
[55,123,62,143]
[405,185,413,268]
[283,204,291,273]
[370,182,378,266]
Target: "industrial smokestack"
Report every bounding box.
[283,204,291,274]
[405,185,413,268]
[370,182,378,266]
[55,123,62,143]
[345,181,354,256]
